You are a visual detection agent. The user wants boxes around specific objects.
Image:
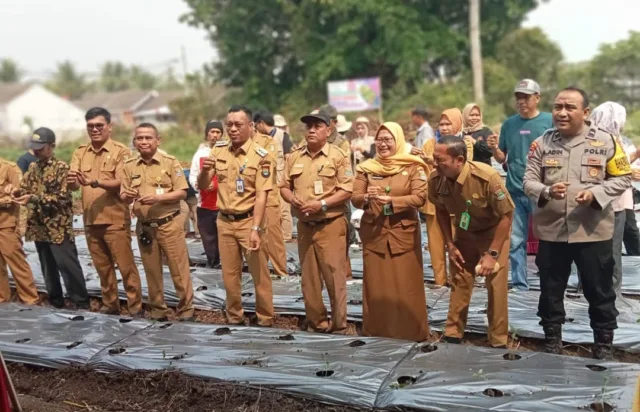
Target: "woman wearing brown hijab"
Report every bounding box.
[420,109,473,286]
[352,122,429,342]
[462,103,494,165]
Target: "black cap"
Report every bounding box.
[29,127,56,150]
[205,120,224,136]
[319,104,338,120]
[300,109,331,126]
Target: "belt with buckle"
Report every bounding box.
[220,209,254,221]
[302,215,341,227]
[142,210,181,228]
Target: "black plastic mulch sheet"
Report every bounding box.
[13,236,640,353]
[0,303,638,412]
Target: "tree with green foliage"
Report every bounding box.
[588,31,640,110]
[181,0,542,111]
[46,60,89,99]
[0,58,21,83]
[129,65,158,90]
[100,61,131,92]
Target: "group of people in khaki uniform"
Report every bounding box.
[0,84,631,362]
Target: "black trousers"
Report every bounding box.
[197,207,220,267]
[536,240,618,331]
[623,209,640,256]
[35,237,89,307]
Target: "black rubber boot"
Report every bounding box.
[543,325,562,354]
[592,329,614,360]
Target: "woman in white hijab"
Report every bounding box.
[590,102,637,294]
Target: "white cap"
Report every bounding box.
[514,79,541,95]
[336,115,352,133]
[274,114,287,127]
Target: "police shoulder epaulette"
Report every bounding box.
[255,146,268,158]
[469,161,494,180]
[215,140,229,147]
[77,143,88,149]
[161,152,176,160]
[1,159,16,166]
[112,141,128,149]
[124,156,138,164]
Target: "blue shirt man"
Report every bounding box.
[487,79,553,291]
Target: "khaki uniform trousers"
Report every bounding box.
[182,197,199,235]
[265,205,288,277]
[217,215,274,326]
[426,214,449,286]
[137,218,194,319]
[445,228,510,347]
[297,216,348,334]
[0,227,38,304]
[279,191,293,241]
[86,224,142,314]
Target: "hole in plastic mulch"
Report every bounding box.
[421,344,438,353]
[503,353,521,361]
[66,341,82,349]
[159,323,173,329]
[348,299,362,305]
[349,340,366,348]
[483,388,504,397]
[278,334,295,341]
[586,364,608,372]
[69,315,85,321]
[15,338,31,344]
[316,370,334,377]
[108,347,126,355]
[119,318,133,324]
[589,402,614,412]
[397,376,417,386]
[215,327,231,336]
[241,292,253,297]
[196,286,208,291]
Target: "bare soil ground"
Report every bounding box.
[8,364,369,412]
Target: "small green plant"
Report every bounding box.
[472,368,487,381]
[600,375,611,410]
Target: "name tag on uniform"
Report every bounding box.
[155,188,164,195]
[371,175,383,180]
[314,180,323,195]
[236,177,245,194]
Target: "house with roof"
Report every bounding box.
[0,83,86,142]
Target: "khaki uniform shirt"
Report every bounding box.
[352,164,428,255]
[281,143,353,222]
[120,151,188,221]
[20,157,74,244]
[272,128,286,183]
[327,129,352,157]
[0,159,22,229]
[253,133,281,208]
[428,161,514,232]
[524,124,632,243]
[70,139,131,226]
[420,137,474,215]
[208,138,274,215]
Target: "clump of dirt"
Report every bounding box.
[8,363,369,412]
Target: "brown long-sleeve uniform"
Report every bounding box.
[120,151,194,320]
[0,159,38,304]
[70,139,142,314]
[352,164,429,341]
[281,143,353,333]
[428,161,514,347]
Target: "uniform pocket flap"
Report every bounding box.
[582,156,606,167]
[81,163,92,172]
[318,167,337,177]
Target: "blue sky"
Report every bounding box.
[1,0,638,79]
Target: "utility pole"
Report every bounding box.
[469,0,484,104]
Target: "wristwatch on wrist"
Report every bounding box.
[486,249,499,259]
[91,179,100,188]
[542,186,552,200]
[251,225,262,233]
[320,200,328,212]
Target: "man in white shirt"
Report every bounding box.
[412,106,435,149]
